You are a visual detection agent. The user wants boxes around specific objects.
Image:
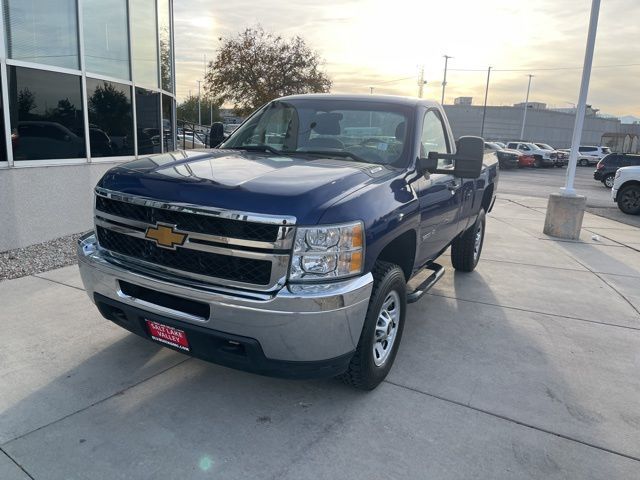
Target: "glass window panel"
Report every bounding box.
[162,94,174,152]
[135,87,161,155]
[158,0,172,92]
[8,66,86,161]
[87,78,134,157]
[82,0,130,79]
[0,81,6,162]
[3,0,79,70]
[130,0,158,88]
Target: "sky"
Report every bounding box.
[173,0,640,118]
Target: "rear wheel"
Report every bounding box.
[603,174,615,188]
[618,185,640,215]
[451,209,486,272]
[579,158,589,167]
[338,261,406,390]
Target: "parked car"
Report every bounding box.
[77,94,498,390]
[506,141,556,168]
[594,153,640,188]
[484,142,519,169]
[612,166,640,215]
[576,145,612,166]
[534,143,566,167]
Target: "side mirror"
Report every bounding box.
[453,136,484,178]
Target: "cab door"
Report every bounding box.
[413,109,463,266]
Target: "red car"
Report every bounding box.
[519,154,535,168]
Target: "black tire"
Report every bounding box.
[451,209,486,272]
[579,158,589,167]
[533,156,542,168]
[338,261,406,390]
[603,174,615,189]
[617,185,640,215]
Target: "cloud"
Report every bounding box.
[173,0,640,117]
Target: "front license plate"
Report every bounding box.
[145,320,190,351]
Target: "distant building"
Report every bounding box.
[454,96,473,106]
[443,104,640,151]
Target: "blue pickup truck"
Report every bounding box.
[78,94,498,390]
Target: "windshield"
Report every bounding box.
[536,143,553,150]
[221,99,412,165]
[602,147,611,154]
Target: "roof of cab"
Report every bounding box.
[277,93,439,109]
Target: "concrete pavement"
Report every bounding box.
[1,195,640,479]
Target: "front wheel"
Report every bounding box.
[451,209,486,272]
[603,174,615,189]
[617,185,640,215]
[579,158,589,167]
[533,157,542,168]
[338,261,406,390]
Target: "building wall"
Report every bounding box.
[443,105,639,148]
[0,0,176,251]
[0,162,116,251]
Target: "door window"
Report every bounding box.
[421,110,449,167]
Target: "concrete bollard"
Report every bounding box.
[543,193,587,240]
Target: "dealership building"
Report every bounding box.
[0,0,176,251]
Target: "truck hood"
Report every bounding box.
[97,150,393,225]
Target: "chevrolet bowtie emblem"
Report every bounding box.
[145,223,187,249]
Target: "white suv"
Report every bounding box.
[576,145,611,166]
[506,142,556,168]
[612,166,640,215]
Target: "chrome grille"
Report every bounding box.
[93,188,295,291]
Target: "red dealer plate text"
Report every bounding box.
[145,320,190,351]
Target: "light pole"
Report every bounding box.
[543,0,601,240]
[480,66,491,137]
[520,74,534,140]
[197,80,202,125]
[441,55,452,105]
[369,86,374,94]
[417,65,426,98]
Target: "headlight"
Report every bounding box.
[289,221,364,282]
[615,170,621,178]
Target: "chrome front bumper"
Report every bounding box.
[78,233,373,362]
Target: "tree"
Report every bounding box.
[17,89,37,118]
[176,94,221,125]
[88,82,132,135]
[205,26,332,116]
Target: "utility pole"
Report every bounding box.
[480,66,492,137]
[520,74,534,140]
[369,86,374,94]
[543,0,601,240]
[197,80,202,126]
[562,0,600,197]
[441,55,452,105]
[417,66,426,98]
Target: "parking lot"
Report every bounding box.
[2,195,640,479]
[498,165,640,228]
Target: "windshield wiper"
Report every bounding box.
[226,145,286,156]
[301,150,373,164]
